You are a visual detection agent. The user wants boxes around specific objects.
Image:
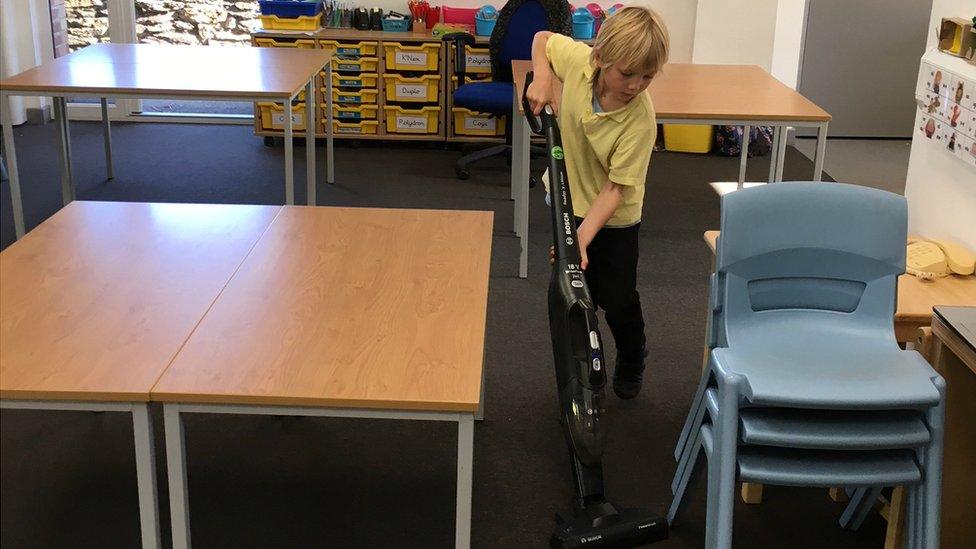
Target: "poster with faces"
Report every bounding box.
[916,61,976,169]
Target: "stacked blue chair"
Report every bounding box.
[667,182,946,548]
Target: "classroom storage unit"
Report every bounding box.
[250,29,592,142]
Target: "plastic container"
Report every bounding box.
[259,13,322,31]
[383,74,440,102]
[320,40,378,57]
[586,3,605,34]
[382,42,441,72]
[330,120,380,135]
[663,124,714,154]
[329,103,379,121]
[327,88,379,104]
[572,8,595,40]
[606,3,625,16]
[383,105,441,134]
[381,16,411,32]
[253,38,317,49]
[442,6,479,26]
[332,56,379,73]
[461,45,491,74]
[258,102,308,131]
[475,6,497,36]
[453,108,506,136]
[331,72,379,89]
[259,0,322,18]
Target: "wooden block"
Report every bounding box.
[884,486,906,549]
[741,482,764,504]
[829,487,849,503]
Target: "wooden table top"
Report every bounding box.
[703,230,976,337]
[512,60,831,122]
[152,206,494,412]
[0,43,332,99]
[0,202,282,402]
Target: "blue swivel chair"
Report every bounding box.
[443,0,571,179]
[667,182,946,548]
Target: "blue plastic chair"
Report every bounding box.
[442,0,571,179]
[668,182,946,548]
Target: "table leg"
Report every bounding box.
[813,122,828,182]
[53,97,76,205]
[305,78,316,206]
[326,64,334,185]
[284,99,294,206]
[164,404,192,549]
[1,91,26,239]
[511,91,523,234]
[737,125,750,188]
[767,126,779,184]
[517,121,530,279]
[455,414,474,549]
[132,404,161,549]
[101,98,114,181]
[775,126,787,182]
[476,347,486,422]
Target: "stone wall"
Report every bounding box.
[66,0,261,51]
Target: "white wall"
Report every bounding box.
[1,0,54,124]
[691,0,807,89]
[903,0,976,247]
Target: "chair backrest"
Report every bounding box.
[489,0,572,82]
[711,182,907,347]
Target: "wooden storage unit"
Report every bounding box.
[250,28,589,143]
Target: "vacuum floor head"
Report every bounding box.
[550,501,668,548]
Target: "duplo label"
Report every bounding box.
[396,84,427,99]
[395,52,428,66]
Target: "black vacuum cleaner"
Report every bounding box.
[522,73,668,549]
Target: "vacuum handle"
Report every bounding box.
[522,71,545,135]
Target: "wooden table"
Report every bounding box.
[0,201,282,548]
[508,61,832,278]
[151,206,493,549]
[929,306,976,549]
[0,43,334,240]
[703,230,976,343]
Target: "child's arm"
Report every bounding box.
[576,181,624,268]
[526,31,557,115]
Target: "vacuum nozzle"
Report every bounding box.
[550,502,668,548]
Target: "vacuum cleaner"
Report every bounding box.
[522,73,669,549]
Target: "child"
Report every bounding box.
[526,6,669,399]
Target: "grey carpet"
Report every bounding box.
[1,121,888,548]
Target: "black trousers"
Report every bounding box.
[577,218,646,364]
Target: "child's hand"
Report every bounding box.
[549,245,589,270]
[526,77,559,116]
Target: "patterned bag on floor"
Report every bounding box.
[713,125,774,157]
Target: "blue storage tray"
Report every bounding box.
[259,0,323,18]
[382,17,411,32]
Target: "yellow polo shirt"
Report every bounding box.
[545,33,656,227]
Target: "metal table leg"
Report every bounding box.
[455,414,474,548]
[284,98,294,206]
[101,98,114,180]
[132,404,162,549]
[305,78,316,206]
[164,404,192,549]
[53,97,76,205]
[1,91,26,239]
[813,122,828,181]
[517,113,530,279]
[326,64,334,185]
[767,126,780,184]
[737,125,751,188]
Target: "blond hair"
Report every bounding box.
[590,6,669,81]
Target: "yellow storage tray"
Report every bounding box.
[259,13,322,31]
[383,106,441,134]
[382,42,441,72]
[332,56,379,73]
[320,40,378,57]
[331,72,379,89]
[326,103,379,121]
[461,45,491,74]
[452,108,506,136]
[329,120,380,135]
[258,102,308,131]
[383,74,440,103]
[663,124,713,154]
[325,88,379,104]
[253,38,317,49]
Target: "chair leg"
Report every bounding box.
[850,487,883,531]
[840,487,870,529]
[455,144,510,178]
[673,396,708,492]
[668,425,704,522]
[675,370,712,461]
[710,379,741,549]
[922,378,946,549]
